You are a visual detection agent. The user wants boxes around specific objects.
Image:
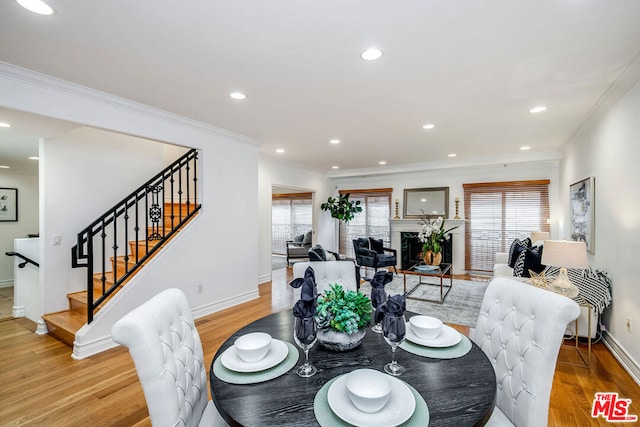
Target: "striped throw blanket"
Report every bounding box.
[545,265,612,315]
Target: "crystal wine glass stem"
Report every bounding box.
[304,347,310,367]
[391,344,398,366]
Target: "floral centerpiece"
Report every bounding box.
[314,284,372,351]
[418,216,458,265]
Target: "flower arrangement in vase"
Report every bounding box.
[314,284,372,351]
[418,215,458,265]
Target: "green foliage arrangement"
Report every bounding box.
[315,284,372,335]
[320,193,363,223]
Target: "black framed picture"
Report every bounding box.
[569,177,594,253]
[0,188,18,222]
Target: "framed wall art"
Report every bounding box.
[0,188,18,222]
[569,177,594,253]
[403,187,449,219]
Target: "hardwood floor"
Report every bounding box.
[0,268,638,426]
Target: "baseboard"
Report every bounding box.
[71,290,260,360]
[258,273,271,284]
[602,331,640,386]
[0,279,14,288]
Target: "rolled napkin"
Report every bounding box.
[374,293,406,324]
[368,271,394,309]
[290,266,318,342]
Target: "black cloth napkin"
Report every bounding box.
[374,293,406,324]
[289,266,318,318]
[368,271,394,309]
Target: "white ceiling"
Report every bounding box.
[1,1,640,175]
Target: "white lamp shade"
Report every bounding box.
[530,231,550,244]
[541,240,588,269]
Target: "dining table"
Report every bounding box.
[209,310,496,426]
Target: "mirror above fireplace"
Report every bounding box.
[403,187,449,219]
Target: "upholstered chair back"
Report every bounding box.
[472,278,580,427]
[293,261,358,294]
[111,288,227,427]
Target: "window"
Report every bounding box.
[272,193,312,254]
[338,189,392,258]
[463,180,550,272]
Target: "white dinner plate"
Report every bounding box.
[405,323,462,348]
[220,339,289,373]
[327,373,416,427]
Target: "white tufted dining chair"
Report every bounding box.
[111,288,228,427]
[471,278,580,427]
[293,260,359,294]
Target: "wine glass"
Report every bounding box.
[370,289,386,334]
[382,313,406,376]
[293,316,317,377]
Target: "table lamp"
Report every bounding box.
[530,231,550,244]
[541,240,588,297]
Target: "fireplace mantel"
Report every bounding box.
[390,218,467,274]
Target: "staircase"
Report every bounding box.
[43,203,195,346]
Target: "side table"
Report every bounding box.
[403,263,453,304]
[559,302,593,368]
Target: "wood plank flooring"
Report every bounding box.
[0,268,638,426]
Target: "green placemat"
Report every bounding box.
[399,334,472,359]
[314,375,429,427]
[213,341,299,384]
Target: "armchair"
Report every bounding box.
[286,231,312,265]
[352,237,398,278]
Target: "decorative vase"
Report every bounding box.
[316,328,366,351]
[423,250,442,266]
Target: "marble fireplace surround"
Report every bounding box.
[390,219,467,275]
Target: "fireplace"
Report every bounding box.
[400,232,452,270]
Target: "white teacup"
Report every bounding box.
[234,332,272,363]
[409,315,443,340]
[345,369,392,413]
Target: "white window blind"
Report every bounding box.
[338,189,392,258]
[463,180,550,272]
[272,193,312,254]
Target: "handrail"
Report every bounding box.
[6,251,40,268]
[71,148,201,323]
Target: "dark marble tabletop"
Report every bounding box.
[210,310,496,426]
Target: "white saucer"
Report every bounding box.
[405,323,462,348]
[220,339,288,373]
[327,373,416,427]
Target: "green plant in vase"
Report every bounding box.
[320,193,362,223]
[314,284,372,351]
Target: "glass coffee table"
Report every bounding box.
[404,262,453,304]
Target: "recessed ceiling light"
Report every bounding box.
[0,122,11,128]
[529,106,547,113]
[329,139,340,144]
[275,148,285,154]
[0,165,10,169]
[16,0,54,15]
[422,124,435,130]
[332,166,339,169]
[448,153,457,158]
[378,161,387,165]
[229,92,246,100]
[361,48,383,61]
[520,146,531,150]
[29,156,39,160]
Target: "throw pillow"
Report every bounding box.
[508,237,531,268]
[293,234,304,243]
[513,246,545,278]
[302,231,312,245]
[369,238,385,254]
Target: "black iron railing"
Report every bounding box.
[5,251,40,268]
[71,149,201,323]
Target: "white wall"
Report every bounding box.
[1,63,260,358]
[0,171,38,286]
[257,156,330,283]
[329,160,562,249]
[561,78,640,373]
[40,127,167,313]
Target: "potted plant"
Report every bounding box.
[418,216,458,265]
[314,284,372,351]
[320,193,362,223]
